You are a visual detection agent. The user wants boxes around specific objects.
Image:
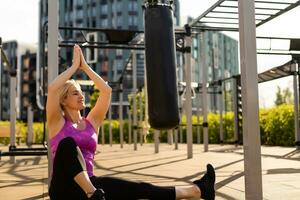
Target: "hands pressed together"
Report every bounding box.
[72,44,89,72]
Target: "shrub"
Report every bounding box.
[0,104,296,146]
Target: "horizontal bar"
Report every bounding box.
[220,4,282,11]
[225,0,294,5]
[212,10,273,16]
[257,1,300,27]
[200,21,239,25]
[211,10,239,14]
[204,16,239,20]
[9,147,47,151]
[191,26,239,32]
[257,52,300,55]
[254,0,294,5]
[59,26,144,33]
[62,40,144,47]
[257,36,299,40]
[219,5,238,8]
[59,43,145,50]
[61,40,109,45]
[255,7,282,10]
[0,151,48,157]
[189,0,226,27]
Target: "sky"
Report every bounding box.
[1,0,300,108]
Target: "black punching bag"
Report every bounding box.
[144,1,179,129]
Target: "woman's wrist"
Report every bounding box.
[71,64,79,70]
[81,63,91,72]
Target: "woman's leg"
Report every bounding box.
[90,164,215,200]
[175,185,201,199]
[49,137,96,200]
[90,176,176,200]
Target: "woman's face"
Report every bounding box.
[62,84,86,111]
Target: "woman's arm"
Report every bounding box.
[79,48,112,129]
[46,45,81,128]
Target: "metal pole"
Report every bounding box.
[48,0,59,185]
[139,91,143,146]
[293,63,300,150]
[27,105,34,147]
[127,106,132,144]
[154,129,159,153]
[108,105,112,146]
[168,129,173,145]
[238,0,263,199]
[144,54,149,146]
[0,37,2,120]
[132,51,138,150]
[119,84,124,148]
[200,33,209,152]
[101,123,105,145]
[185,36,193,158]
[219,83,224,143]
[9,71,17,163]
[196,92,201,144]
[179,105,183,143]
[174,128,178,150]
[232,78,239,142]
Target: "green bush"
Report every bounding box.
[259,104,294,146]
[0,104,296,146]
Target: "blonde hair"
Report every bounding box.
[59,79,81,110]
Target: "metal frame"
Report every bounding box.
[0,40,47,159]
[187,1,300,198]
[189,0,300,32]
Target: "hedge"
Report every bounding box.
[0,104,296,146]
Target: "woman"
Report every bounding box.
[47,44,215,200]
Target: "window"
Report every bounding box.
[117,1,122,12]
[116,60,123,69]
[128,16,137,26]
[92,7,97,17]
[77,9,84,18]
[101,18,108,27]
[92,18,96,27]
[116,49,123,56]
[128,1,137,12]
[101,4,108,14]
[77,0,83,6]
[86,32,98,63]
[117,16,122,27]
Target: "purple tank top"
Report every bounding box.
[50,117,98,177]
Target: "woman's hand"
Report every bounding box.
[79,47,90,72]
[72,44,81,69]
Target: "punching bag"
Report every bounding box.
[144,1,179,129]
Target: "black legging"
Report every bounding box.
[49,137,176,200]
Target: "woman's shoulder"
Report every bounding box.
[48,116,67,140]
[86,115,99,133]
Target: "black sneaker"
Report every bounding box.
[88,188,105,200]
[193,164,215,200]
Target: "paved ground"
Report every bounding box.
[0,143,300,200]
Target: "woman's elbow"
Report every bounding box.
[47,84,55,92]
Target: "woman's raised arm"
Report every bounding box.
[79,48,112,130]
[46,45,81,129]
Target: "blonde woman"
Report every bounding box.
[47,44,215,200]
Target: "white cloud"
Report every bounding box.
[0,0,39,44]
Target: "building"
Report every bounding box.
[38,0,180,118]
[20,52,43,121]
[0,40,37,121]
[189,31,239,113]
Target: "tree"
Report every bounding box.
[274,86,292,106]
[89,87,99,108]
[282,87,293,104]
